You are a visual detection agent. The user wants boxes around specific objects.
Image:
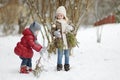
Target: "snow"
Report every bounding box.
[0,23,120,80]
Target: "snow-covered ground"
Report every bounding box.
[0,23,120,80]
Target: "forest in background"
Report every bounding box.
[0,0,120,35]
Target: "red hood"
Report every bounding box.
[22,28,33,36]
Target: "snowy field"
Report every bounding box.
[0,23,120,80]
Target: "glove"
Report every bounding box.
[39,47,47,56]
[65,24,74,32]
[54,30,61,38]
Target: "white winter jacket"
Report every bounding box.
[56,19,73,49]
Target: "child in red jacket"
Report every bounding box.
[14,21,45,74]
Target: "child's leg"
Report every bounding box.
[64,49,70,71]
[57,49,63,71]
[20,57,28,67]
[27,58,32,71]
[20,57,29,73]
[57,49,63,64]
[64,49,69,64]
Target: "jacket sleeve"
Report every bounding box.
[27,36,42,52]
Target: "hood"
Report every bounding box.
[22,28,33,36]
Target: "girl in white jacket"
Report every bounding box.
[52,6,73,71]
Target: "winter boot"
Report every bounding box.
[28,68,33,72]
[64,64,70,71]
[27,67,33,72]
[57,64,62,71]
[20,66,29,74]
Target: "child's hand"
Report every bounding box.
[66,24,74,32]
[54,30,61,38]
[39,47,47,56]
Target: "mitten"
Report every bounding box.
[39,47,47,56]
[54,30,61,38]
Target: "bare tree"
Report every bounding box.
[0,0,22,35]
[25,0,92,46]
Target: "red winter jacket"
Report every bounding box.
[14,28,42,58]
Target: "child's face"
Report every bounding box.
[56,13,64,20]
[35,30,39,36]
